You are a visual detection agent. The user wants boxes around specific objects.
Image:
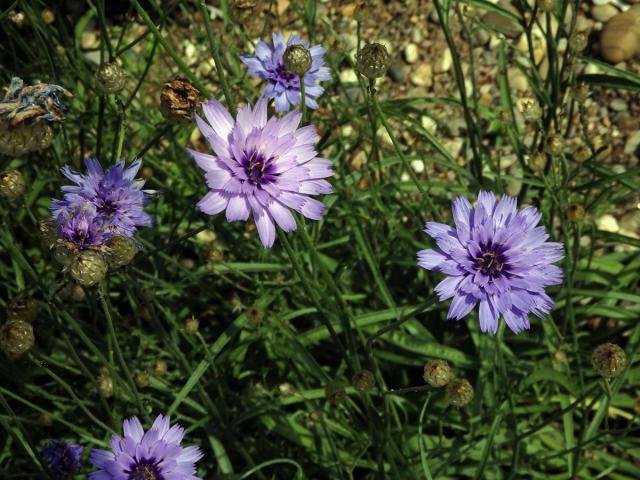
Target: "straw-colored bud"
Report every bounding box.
[592,342,626,379]
[284,45,312,75]
[567,204,585,222]
[325,382,346,404]
[423,359,452,387]
[95,62,126,94]
[97,367,113,397]
[356,43,390,79]
[7,293,38,323]
[572,84,590,104]
[0,320,35,360]
[183,316,200,333]
[528,151,547,172]
[520,99,541,123]
[69,250,108,286]
[104,236,138,268]
[0,169,25,199]
[446,378,474,407]
[545,134,564,156]
[41,8,55,24]
[133,371,149,388]
[352,369,375,393]
[569,32,588,54]
[38,218,58,248]
[160,78,201,124]
[0,121,54,156]
[152,359,168,376]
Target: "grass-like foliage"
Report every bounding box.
[1,0,640,478]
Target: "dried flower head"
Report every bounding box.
[104,235,138,268]
[0,319,35,360]
[160,78,202,124]
[356,42,390,79]
[184,316,200,334]
[544,134,564,156]
[423,359,452,387]
[95,62,126,94]
[569,32,588,54]
[519,99,541,123]
[241,33,331,112]
[284,44,313,75]
[445,378,474,407]
[592,342,626,379]
[152,359,168,376]
[7,293,38,323]
[0,169,25,199]
[574,145,591,162]
[528,152,547,172]
[97,367,113,397]
[41,439,84,479]
[69,250,108,286]
[133,371,149,388]
[89,415,203,480]
[351,369,375,393]
[325,381,346,404]
[418,191,564,334]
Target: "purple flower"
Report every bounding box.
[417,191,564,334]
[56,207,110,250]
[89,414,203,480]
[51,158,152,238]
[41,439,84,478]
[241,33,331,112]
[189,96,334,247]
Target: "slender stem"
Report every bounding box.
[299,75,307,125]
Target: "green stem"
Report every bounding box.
[299,75,307,124]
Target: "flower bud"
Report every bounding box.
[7,293,38,323]
[356,43,390,80]
[445,378,474,407]
[0,169,25,199]
[592,342,626,379]
[284,45,312,75]
[58,283,87,302]
[567,204,585,222]
[183,316,200,333]
[96,367,113,397]
[95,62,126,94]
[133,371,149,388]
[574,145,591,162]
[528,151,547,172]
[39,413,54,427]
[152,359,168,376]
[104,235,138,268]
[0,320,35,360]
[160,78,202,125]
[69,250,108,286]
[0,122,54,156]
[352,369,375,393]
[277,382,296,397]
[41,8,55,24]
[572,84,590,104]
[519,99,541,122]
[569,32,588,54]
[423,359,452,387]
[38,218,58,248]
[325,381,346,404]
[247,304,264,324]
[544,134,564,156]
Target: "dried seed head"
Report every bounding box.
[230,0,258,22]
[572,84,590,104]
[133,371,149,388]
[538,0,555,13]
[284,44,312,75]
[351,369,375,393]
[445,378,474,407]
[567,204,585,222]
[528,151,547,172]
[183,316,200,334]
[0,169,25,199]
[325,382,346,405]
[69,250,108,287]
[104,235,138,269]
[519,99,541,123]
[356,43,390,79]
[277,382,296,397]
[160,78,202,125]
[95,62,126,94]
[41,8,55,24]
[8,10,26,27]
[592,342,626,379]
[0,121,54,156]
[96,367,113,397]
[247,304,264,324]
[152,359,168,376]
[0,320,35,360]
[544,134,564,156]
[574,145,591,162]
[569,32,588,54]
[7,293,38,323]
[423,359,452,387]
[38,218,58,248]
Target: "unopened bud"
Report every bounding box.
[183,316,199,333]
[133,371,149,388]
[69,250,108,286]
[104,236,138,268]
[152,359,168,376]
[277,382,296,397]
[95,62,126,94]
[445,378,474,407]
[41,8,55,24]
[0,320,35,360]
[569,32,588,54]
[325,381,346,404]
[39,413,54,427]
[572,84,590,104]
[592,342,626,379]
[545,134,564,156]
[352,369,375,393]
[356,43,390,79]
[574,145,591,162]
[0,122,54,156]
[528,151,547,172]
[0,169,25,199]
[519,99,541,123]
[160,78,201,125]
[96,367,113,397]
[423,359,452,387]
[567,204,585,222]
[284,44,312,75]
[7,293,38,323]
[247,304,264,324]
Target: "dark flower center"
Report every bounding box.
[96,196,118,217]
[275,63,297,83]
[69,226,95,247]
[241,148,277,186]
[473,243,507,278]
[128,460,163,480]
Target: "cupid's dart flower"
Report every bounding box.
[41,439,84,479]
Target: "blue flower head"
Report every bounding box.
[41,439,84,478]
[241,33,331,112]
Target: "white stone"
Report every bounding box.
[421,116,437,135]
[434,49,453,73]
[596,214,620,233]
[339,69,358,83]
[411,159,425,173]
[404,43,419,64]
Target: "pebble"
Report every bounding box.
[443,138,464,158]
[388,63,406,82]
[591,4,619,22]
[448,118,467,137]
[620,211,640,234]
[434,49,453,73]
[507,68,528,92]
[506,166,523,196]
[410,159,425,173]
[411,28,423,43]
[609,99,628,112]
[339,69,358,83]
[404,43,419,64]
[421,116,437,135]
[624,131,640,155]
[596,214,620,233]
[575,14,595,32]
[410,64,433,87]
